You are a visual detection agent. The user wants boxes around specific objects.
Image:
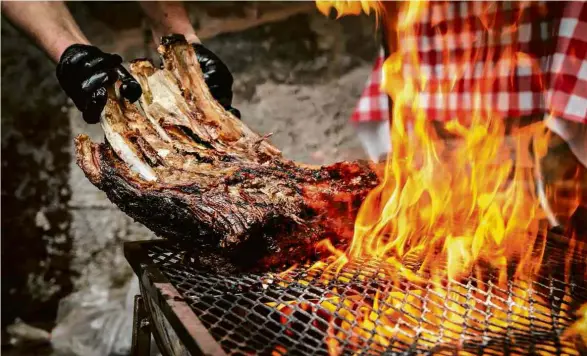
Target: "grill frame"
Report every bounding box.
[124,232,586,356]
[125,240,227,356]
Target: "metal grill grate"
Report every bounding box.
[126,236,586,356]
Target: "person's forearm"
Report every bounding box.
[2,1,89,62]
[139,1,200,45]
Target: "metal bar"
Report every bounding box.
[131,295,151,356]
[125,241,228,356]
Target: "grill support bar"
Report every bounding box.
[131,295,152,356]
[125,241,227,356]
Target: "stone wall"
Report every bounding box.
[2,19,73,330]
[1,1,379,332]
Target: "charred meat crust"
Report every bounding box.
[74,35,379,272]
[160,34,189,47]
[75,135,103,185]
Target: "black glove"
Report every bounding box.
[56,44,142,124]
[193,43,241,119]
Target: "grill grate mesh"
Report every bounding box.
[141,238,586,356]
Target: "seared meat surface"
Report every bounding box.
[75,35,378,272]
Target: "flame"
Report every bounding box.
[315,0,381,18]
[563,302,587,346]
[294,1,586,354]
[343,0,550,283]
[268,258,582,355]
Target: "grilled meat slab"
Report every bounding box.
[75,35,378,272]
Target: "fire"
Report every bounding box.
[315,0,380,18]
[564,302,587,346]
[315,0,555,281]
[268,256,582,355]
[270,1,585,355]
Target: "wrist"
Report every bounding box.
[52,40,76,63]
[51,35,90,63]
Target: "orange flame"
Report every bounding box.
[315,0,381,18]
[304,1,584,354]
[343,0,548,284]
[563,302,587,346]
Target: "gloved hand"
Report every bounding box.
[56,44,142,124]
[193,43,241,119]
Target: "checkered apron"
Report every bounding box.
[351,1,587,124]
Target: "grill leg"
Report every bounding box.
[131,295,151,356]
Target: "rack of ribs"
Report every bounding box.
[75,35,378,273]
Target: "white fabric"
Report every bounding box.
[354,120,392,161]
[545,115,587,168]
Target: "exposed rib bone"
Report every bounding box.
[75,35,378,272]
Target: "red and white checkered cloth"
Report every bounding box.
[351,49,389,122]
[351,1,587,124]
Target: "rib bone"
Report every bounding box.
[75,35,378,272]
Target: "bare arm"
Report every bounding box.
[1,1,89,62]
[139,1,200,45]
